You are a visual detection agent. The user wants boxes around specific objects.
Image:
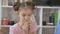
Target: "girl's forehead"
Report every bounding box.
[19,6,33,10]
[19,7,33,12]
[18,7,33,14]
[20,10,32,14]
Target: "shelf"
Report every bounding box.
[1,6,13,8]
[1,25,12,27]
[35,6,60,8]
[1,25,56,28]
[37,25,56,28]
[1,25,40,28]
[1,6,60,8]
[42,26,56,28]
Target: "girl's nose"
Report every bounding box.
[25,16,30,21]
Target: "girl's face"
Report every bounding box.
[18,7,33,22]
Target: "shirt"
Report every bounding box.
[9,22,38,34]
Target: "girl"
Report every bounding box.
[9,1,38,34]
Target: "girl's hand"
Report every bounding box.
[22,20,31,34]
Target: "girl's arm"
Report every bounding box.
[31,31,37,34]
[9,27,16,34]
[9,27,14,34]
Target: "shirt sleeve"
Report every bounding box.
[9,27,14,34]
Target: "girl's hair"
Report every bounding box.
[13,2,35,11]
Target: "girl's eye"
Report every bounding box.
[22,14,25,17]
[28,14,31,16]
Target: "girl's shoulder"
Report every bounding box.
[30,22,38,32]
[10,23,19,30]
